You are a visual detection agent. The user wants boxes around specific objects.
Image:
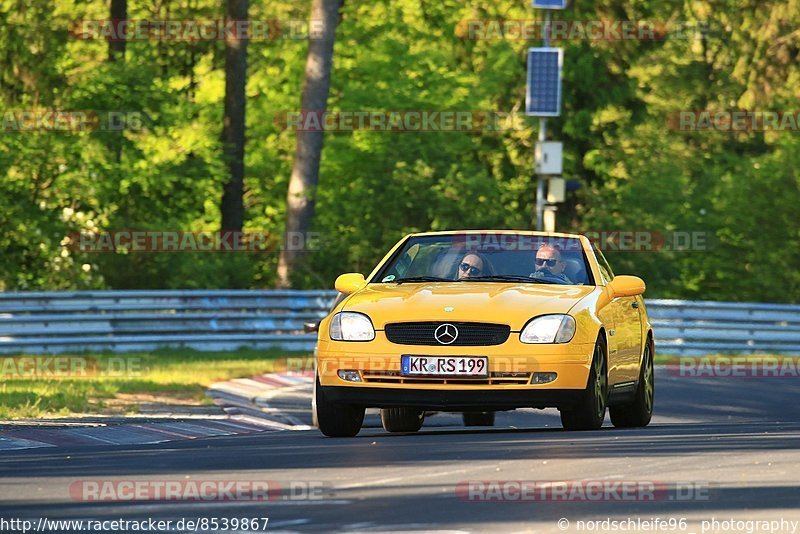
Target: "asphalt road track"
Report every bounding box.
[1,369,799,533]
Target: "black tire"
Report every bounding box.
[560,336,608,431]
[380,407,424,433]
[463,411,495,426]
[315,376,365,437]
[610,339,654,428]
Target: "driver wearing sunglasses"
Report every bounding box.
[532,244,573,284]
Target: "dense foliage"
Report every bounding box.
[1,0,798,302]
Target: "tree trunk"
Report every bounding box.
[220,0,249,232]
[276,0,343,287]
[108,0,126,165]
[108,0,127,61]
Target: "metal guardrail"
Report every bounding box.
[0,290,338,354]
[0,291,798,356]
[647,299,800,356]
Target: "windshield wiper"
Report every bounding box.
[464,275,558,284]
[393,276,452,284]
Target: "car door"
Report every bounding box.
[598,294,627,386]
[593,247,642,385]
[613,293,643,384]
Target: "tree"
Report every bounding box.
[2,0,799,301]
[220,0,249,231]
[107,0,127,166]
[276,0,344,287]
[108,0,126,62]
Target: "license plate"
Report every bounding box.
[401,355,488,377]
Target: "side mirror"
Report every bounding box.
[303,321,320,333]
[596,275,646,311]
[608,275,646,298]
[334,273,367,295]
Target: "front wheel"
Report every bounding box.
[315,376,365,437]
[610,340,654,428]
[560,337,608,431]
[380,407,424,433]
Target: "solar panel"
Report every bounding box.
[526,48,563,117]
[532,0,568,8]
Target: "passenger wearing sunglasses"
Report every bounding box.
[532,244,573,284]
[455,252,490,280]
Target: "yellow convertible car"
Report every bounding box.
[314,231,654,437]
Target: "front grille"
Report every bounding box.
[384,322,511,346]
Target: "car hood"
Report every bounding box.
[343,282,596,330]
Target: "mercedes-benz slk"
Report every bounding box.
[314,231,654,437]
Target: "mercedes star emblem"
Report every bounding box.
[434,323,459,345]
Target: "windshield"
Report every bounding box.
[373,233,593,286]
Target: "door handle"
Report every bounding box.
[631,301,639,309]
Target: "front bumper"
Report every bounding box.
[317,334,595,398]
[322,385,585,411]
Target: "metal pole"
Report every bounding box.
[535,121,546,231]
[535,10,552,231]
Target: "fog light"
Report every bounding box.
[337,370,362,382]
[532,372,557,384]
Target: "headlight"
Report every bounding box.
[329,312,375,341]
[520,315,576,344]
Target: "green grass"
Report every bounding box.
[0,349,312,420]
[2,351,785,419]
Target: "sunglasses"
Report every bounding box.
[459,262,482,276]
[535,258,559,267]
